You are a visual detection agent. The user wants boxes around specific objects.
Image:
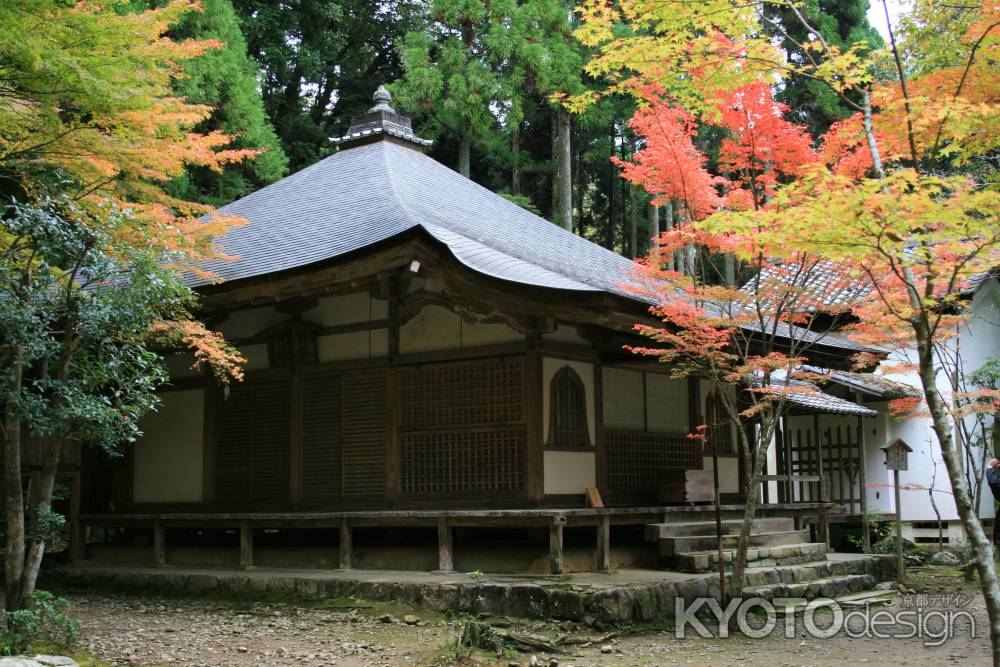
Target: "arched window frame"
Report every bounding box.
[548,366,591,449]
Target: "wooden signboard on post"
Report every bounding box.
[883,438,913,581]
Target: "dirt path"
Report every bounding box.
[66,567,991,666]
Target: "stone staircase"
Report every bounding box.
[645,516,827,573]
[645,515,895,602]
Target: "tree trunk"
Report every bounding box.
[915,331,1000,666]
[556,108,573,231]
[647,204,659,257]
[724,254,736,287]
[730,415,778,597]
[458,135,471,178]
[3,351,26,613]
[629,188,638,258]
[19,438,61,607]
[662,203,674,272]
[512,131,521,196]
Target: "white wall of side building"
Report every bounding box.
[878,278,1000,530]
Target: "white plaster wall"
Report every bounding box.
[543,451,597,494]
[542,358,596,446]
[602,368,644,430]
[303,292,388,327]
[134,389,203,503]
[165,354,202,380]
[646,375,688,433]
[239,343,270,371]
[400,304,524,354]
[701,456,740,494]
[216,306,285,340]
[874,279,1000,524]
[317,329,388,362]
[543,325,589,346]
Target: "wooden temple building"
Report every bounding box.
[70,88,895,574]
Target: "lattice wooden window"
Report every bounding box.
[301,373,343,502]
[400,428,525,494]
[549,366,589,448]
[606,431,701,491]
[399,359,524,430]
[265,321,318,368]
[398,358,526,496]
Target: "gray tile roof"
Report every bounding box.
[802,366,920,399]
[197,140,635,297]
[741,261,870,311]
[760,378,879,417]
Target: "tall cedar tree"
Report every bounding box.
[132,0,288,206]
[232,0,420,170]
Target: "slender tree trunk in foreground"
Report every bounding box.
[3,352,25,613]
[20,439,62,606]
[730,418,776,597]
[916,332,1000,667]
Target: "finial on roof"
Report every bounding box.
[370,85,395,113]
[330,84,432,150]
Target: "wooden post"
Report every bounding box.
[339,519,352,570]
[596,514,611,571]
[437,517,454,572]
[856,404,871,553]
[814,414,827,502]
[153,521,166,567]
[239,520,254,569]
[69,472,82,563]
[549,517,565,575]
[524,342,545,504]
[818,507,830,547]
[894,468,905,581]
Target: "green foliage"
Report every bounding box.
[0,591,80,656]
[847,513,894,552]
[497,192,542,216]
[764,0,884,135]
[0,196,197,453]
[131,0,288,205]
[232,0,421,170]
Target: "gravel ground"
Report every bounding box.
[65,566,991,667]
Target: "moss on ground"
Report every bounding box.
[29,640,109,667]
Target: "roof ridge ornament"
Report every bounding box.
[370,85,395,113]
[331,84,432,150]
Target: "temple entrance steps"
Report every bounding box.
[644,516,828,573]
[739,558,886,602]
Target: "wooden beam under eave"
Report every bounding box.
[198,237,436,311]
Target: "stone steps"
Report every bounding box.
[674,541,829,573]
[659,529,811,556]
[644,517,794,541]
[743,573,877,601]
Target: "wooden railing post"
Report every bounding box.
[437,517,454,572]
[153,521,166,567]
[239,520,254,569]
[596,514,611,571]
[339,519,352,570]
[549,516,566,575]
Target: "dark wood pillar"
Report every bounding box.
[69,471,83,563]
[549,517,565,575]
[525,340,544,504]
[856,395,871,553]
[437,517,454,572]
[596,514,611,571]
[201,383,216,506]
[153,521,166,567]
[594,359,607,496]
[239,520,254,569]
[339,518,352,570]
